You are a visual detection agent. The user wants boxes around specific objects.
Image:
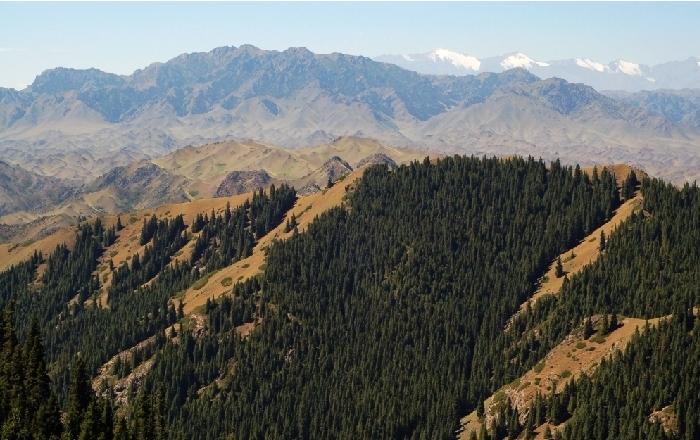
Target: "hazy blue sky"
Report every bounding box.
[1,2,699,89]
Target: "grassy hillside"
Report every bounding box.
[1,157,699,439]
[0,137,424,241]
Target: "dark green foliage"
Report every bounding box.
[555,256,564,278]
[508,179,700,367]
[190,213,205,234]
[65,357,93,439]
[508,178,700,439]
[127,387,168,440]
[250,184,296,239]
[583,317,594,339]
[142,156,619,439]
[190,184,295,270]
[0,309,61,439]
[5,157,699,440]
[284,213,298,233]
[0,220,117,355]
[0,251,40,307]
[111,215,188,300]
[528,317,700,440]
[0,184,296,412]
[621,169,638,201]
[140,215,159,245]
[1,308,162,439]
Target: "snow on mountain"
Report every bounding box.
[500,53,549,70]
[375,49,700,91]
[611,60,643,76]
[429,48,480,71]
[575,58,608,72]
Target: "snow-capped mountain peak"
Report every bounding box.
[575,58,608,73]
[611,60,643,76]
[428,48,481,71]
[500,52,549,70]
[373,50,700,91]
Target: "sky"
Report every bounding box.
[1,2,699,89]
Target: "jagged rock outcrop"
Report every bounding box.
[355,153,398,170]
[321,156,353,184]
[214,170,273,197]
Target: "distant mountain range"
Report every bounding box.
[1,44,700,188]
[375,49,700,91]
[0,137,421,241]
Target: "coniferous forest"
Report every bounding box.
[0,156,699,439]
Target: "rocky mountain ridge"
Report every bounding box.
[0,45,699,185]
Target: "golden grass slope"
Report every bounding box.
[582,164,648,186]
[0,225,76,271]
[458,316,664,440]
[153,136,423,198]
[182,168,365,314]
[515,191,642,314]
[93,192,256,307]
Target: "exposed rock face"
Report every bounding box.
[321,156,353,185]
[0,160,78,216]
[355,153,398,170]
[607,89,700,129]
[86,162,190,210]
[214,170,273,197]
[292,156,354,191]
[4,45,700,183]
[649,405,678,435]
[297,183,322,197]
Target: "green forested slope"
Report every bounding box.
[139,156,619,439]
[493,178,700,440]
[0,186,296,439]
[2,156,699,440]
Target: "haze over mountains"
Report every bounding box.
[1,44,700,226]
[376,49,700,91]
[1,14,700,437]
[0,136,420,243]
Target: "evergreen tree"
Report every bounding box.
[621,170,638,200]
[555,256,565,278]
[583,318,594,340]
[65,357,93,439]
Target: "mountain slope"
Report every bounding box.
[2,45,700,183]
[1,157,699,439]
[82,161,193,211]
[0,160,78,216]
[377,49,700,91]
[606,89,700,130]
[152,136,423,197]
[139,157,621,438]
[0,137,423,226]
